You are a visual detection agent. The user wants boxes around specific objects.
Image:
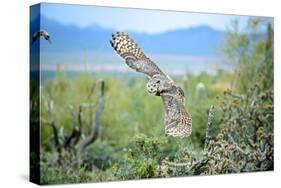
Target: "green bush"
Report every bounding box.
[40,162,91,184]
[111,134,167,179]
[38,18,273,183]
[158,83,273,176]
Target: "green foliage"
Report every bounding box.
[223,18,273,92]
[159,84,273,176]
[112,134,167,179]
[41,162,91,184]
[40,70,274,183]
[30,80,40,121]
[38,18,273,184]
[180,73,221,148]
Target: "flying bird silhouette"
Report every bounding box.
[32,30,51,44]
[110,32,192,138]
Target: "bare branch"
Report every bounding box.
[41,119,61,154]
[87,82,97,100]
[67,105,76,120]
[64,104,84,149]
[204,105,215,150]
[79,80,105,151]
[78,105,83,133]
[64,127,81,149]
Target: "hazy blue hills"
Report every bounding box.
[32,16,226,56]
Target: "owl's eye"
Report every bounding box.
[156,80,160,83]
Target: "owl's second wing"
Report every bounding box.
[110,32,165,78]
[161,86,192,137]
[32,31,40,44]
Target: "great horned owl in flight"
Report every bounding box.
[110,32,192,138]
[32,30,51,44]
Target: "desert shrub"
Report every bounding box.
[39,67,273,183]
[222,18,273,92]
[112,134,168,179]
[39,25,273,180]
[180,73,221,148]
[39,71,230,182]
[39,73,273,183]
[40,162,91,184]
[159,83,273,176]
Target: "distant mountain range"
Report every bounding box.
[31,16,226,56]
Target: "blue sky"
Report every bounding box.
[40,3,251,34]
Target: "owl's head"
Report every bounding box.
[146,74,174,96]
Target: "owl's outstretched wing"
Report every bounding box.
[161,86,192,137]
[110,32,192,138]
[32,30,51,44]
[110,32,165,78]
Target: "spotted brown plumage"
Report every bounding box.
[110,32,192,138]
[110,32,164,77]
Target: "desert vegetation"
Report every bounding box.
[32,18,273,184]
